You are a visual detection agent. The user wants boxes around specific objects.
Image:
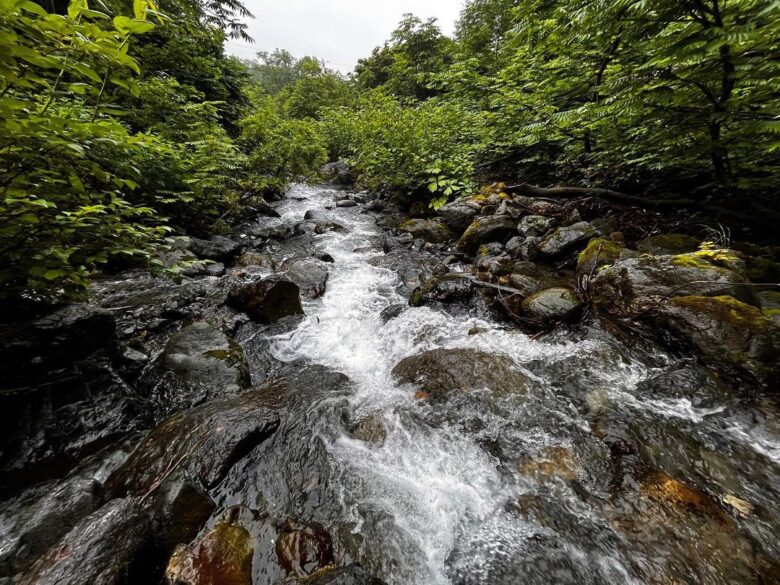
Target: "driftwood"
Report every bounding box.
[506,182,695,208]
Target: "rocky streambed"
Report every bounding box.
[1,182,779,585]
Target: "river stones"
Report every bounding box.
[391,348,529,399]
[536,221,597,257]
[658,295,780,384]
[150,322,250,408]
[166,514,254,585]
[227,275,304,323]
[437,199,480,232]
[303,210,346,233]
[275,519,334,579]
[409,274,473,307]
[106,390,280,495]
[188,236,241,262]
[517,215,556,237]
[456,215,517,253]
[521,288,582,324]
[283,258,329,299]
[590,251,758,318]
[398,219,455,244]
[576,237,626,275]
[319,161,354,186]
[18,498,151,585]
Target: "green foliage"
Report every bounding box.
[0,0,170,300]
[320,92,483,203]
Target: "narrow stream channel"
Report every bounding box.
[224,184,779,584]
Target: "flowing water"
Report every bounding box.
[223,184,779,584]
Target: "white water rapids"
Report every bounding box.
[248,184,780,585]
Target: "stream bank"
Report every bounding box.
[1,180,779,585]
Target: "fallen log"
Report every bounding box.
[506,182,695,208]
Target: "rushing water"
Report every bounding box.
[230,184,779,584]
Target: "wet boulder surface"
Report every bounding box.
[3,184,780,585]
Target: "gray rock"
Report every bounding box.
[379,303,406,323]
[284,258,329,299]
[437,200,480,232]
[320,161,354,186]
[506,236,524,257]
[636,234,701,255]
[18,498,150,585]
[398,219,455,244]
[303,210,346,233]
[457,216,517,253]
[336,199,357,208]
[409,274,473,307]
[227,275,304,323]
[280,564,386,585]
[188,236,240,262]
[392,348,530,400]
[536,222,597,257]
[521,288,582,323]
[517,215,556,237]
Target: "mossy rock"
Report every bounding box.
[456,215,517,253]
[398,218,455,244]
[759,290,780,327]
[409,274,473,307]
[576,237,624,275]
[672,248,745,273]
[659,295,779,385]
[636,233,700,255]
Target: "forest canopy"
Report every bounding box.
[1,0,778,303]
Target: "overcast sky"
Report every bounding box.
[226,0,465,73]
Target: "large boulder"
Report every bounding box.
[150,322,250,408]
[456,216,517,253]
[283,259,329,299]
[227,275,304,323]
[18,498,151,585]
[437,200,480,232]
[106,391,280,496]
[590,251,757,318]
[188,236,241,262]
[303,210,346,233]
[658,295,779,384]
[398,219,455,244]
[391,348,530,400]
[536,221,597,257]
[319,161,354,186]
[521,288,582,324]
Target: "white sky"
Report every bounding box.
[226,0,465,73]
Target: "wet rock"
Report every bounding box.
[658,295,779,384]
[275,519,334,579]
[336,199,357,208]
[409,274,473,307]
[150,322,250,408]
[636,233,700,256]
[391,348,529,399]
[398,219,455,244]
[506,274,543,297]
[521,288,582,324]
[18,498,150,585]
[106,390,280,495]
[519,446,579,481]
[227,275,304,323]
[456,216,517,253]
[505,236,524,257]
[437,200,480,232]
[347,414,387,445]
[280,564,386,585]
[320,161,354,186]
[188,236,240,262]
[759,290,780,327]
[590,251,758,318]
[303,210,346,233]
[517,215,556,237]
[536,222,597,257]
[379,304,406,323]
[0,477,103,577]
[182,262,226,278]
[515,236,542,261]
[576,237,626,275]
[155,474,216,551]
[236,252,276,270]
[283,259,329,299]
[166,513,253,585]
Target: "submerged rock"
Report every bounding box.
[536,221,597,257]
[18,498,150,585]
[398,219,455,244]
[227,275,304,323]
[391,348,529,399]
[521,287,582,324]
[456,216,517,253]
[658,295,779,384]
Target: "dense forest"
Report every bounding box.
[2,0,778,304]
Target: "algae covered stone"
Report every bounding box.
[576,237,625,275]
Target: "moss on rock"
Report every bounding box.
[577,237,623,275]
